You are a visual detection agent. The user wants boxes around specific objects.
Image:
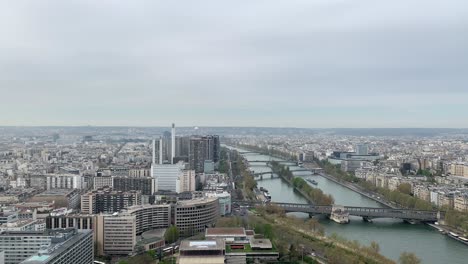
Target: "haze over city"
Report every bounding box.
[1,0,467,127]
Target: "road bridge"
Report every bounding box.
[234,201,443,223]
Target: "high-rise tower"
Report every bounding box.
[171,123,175,164]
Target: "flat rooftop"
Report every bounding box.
[250,239,273,250]
[206,228,246,237]
[177,197,218,206]
[180,239,225,251]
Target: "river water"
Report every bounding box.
[238,151,467,263]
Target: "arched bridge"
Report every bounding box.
[234,201,443,222]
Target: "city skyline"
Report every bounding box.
[1,0,467,127]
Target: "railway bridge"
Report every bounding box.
[234,201,443,223]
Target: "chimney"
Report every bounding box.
[159,138,163,164]
[152,139,156,164]
[171,123,175,164]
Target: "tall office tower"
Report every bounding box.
[189,136,219,173]
[152,139,156,164]
[161,131,172,163]
[159,138,163,164]
[189,137,209,173]
[356,144,369,155]
[175,136,190,158]
[212,135,221,163]
[171,123,176,164]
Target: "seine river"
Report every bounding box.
[236,150,468,263]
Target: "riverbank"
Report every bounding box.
[309,167,397,209]
[239,209,395,264]
[236,148,468,263]
[269,161,333,205]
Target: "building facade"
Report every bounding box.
[20,229,93,264]
[175,197,219,237]
[125,204,171,235]
[112,177,156,195]
[93,176,113,189]
[96,213,136,256]
[0,229,92,264]
[45,174,83,190]
[176,170,196,193]
[152,163,184,192]
[81,188,141,214]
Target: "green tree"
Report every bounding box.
[397,183,412,195]
[164,225,180,244]
[263,224,274,240]
[399,252,421,264]
[147,249,156,259]
[118,261,129,264]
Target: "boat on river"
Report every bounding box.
[306,178,318,185]
[448,232,468,245]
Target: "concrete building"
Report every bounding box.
[45,174,83,190]
[0,219,42,232]
[341,160,363,172]
[450,163,468,177]
[178,239,225,264]
[413,185,431,202]
[175,136,190,160]
[454,194,468,212]
[176,170,196,193]
[0,229,92,264]
[93,176,113,189]
[356,144,369,155]
[20,229,93,264]
[128,168,151,178]
[81,188,141,214]
[175,197,219,237]
[205,228,247,243]
[113,177,156,195]
[152,162,184,192]
[29,189,81,209]
[125,204,171,235]
[439,193,455,209]
[96,213,136,256]
[205,192,231,216]
[189,137,211,173]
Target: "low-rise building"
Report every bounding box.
[28,189,80,209]
[178,239,225,264]
[205,228,247,244]
[454,194,468,212]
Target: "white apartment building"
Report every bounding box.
[176,170,196,193]
[46,174,84,190]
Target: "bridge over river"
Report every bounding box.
[234,201,444,223]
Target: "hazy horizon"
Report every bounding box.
[1,0,467,127]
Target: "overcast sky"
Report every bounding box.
[1,0,467,128]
